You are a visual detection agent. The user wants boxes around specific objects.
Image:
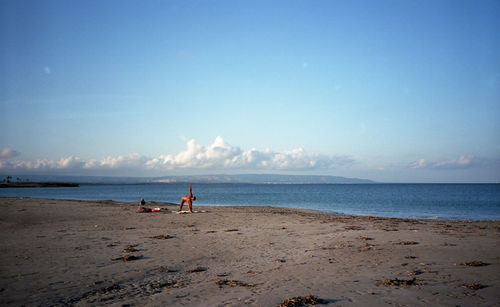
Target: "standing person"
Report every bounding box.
[179,183,196,213]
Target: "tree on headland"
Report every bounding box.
[6,176,12,183]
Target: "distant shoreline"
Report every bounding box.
[0,182,79,188]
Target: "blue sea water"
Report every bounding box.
[1,183,499,220]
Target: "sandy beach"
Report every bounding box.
[0,197,499,306]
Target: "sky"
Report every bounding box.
[1,0,499,182]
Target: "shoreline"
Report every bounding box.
[1,195,498,222]
[1,197,499,306]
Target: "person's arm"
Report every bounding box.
[189,183,192,196]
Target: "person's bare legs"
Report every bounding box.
[179,184,195,213]
[188,183,194,213]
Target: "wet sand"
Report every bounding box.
[0,197,499,306]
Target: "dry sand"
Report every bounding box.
[0,197,499,306]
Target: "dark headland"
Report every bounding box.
[0,182,79,188]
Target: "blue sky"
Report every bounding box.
[1,0,499,182]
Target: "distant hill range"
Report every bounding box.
[151,174,373,184]
[2,174,373,184]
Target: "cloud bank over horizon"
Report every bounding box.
[0,137,354,175]
[1,136,497,183]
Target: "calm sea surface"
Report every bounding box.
[1,183,499,220]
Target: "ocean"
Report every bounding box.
[1,183,499,220]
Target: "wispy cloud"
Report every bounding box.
[0,137,354,175]
[410,155,486,170]
[84,153,149,170]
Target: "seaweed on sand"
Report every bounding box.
[215,279,254,288]
[123,246,139,253]
[151,234,175,239]
[278,295,326,307]
[187,267,207,273]
[112,255,142,261]
[462,282,487,290]
[393,241,419,245]
[379,277,417,286]
[456,261,489,267]
[357,236,374,241]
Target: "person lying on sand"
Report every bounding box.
[137,198,152,212]
[179,183,196,213]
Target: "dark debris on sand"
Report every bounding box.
[122,246,139,253]
[151,280,179,289]
[215,279,254,288]
[379,277,418,286]
[462,282,487,290]
[98,283,121,293]
[159,266,179,273]
[456,261,489,267]
[393,241,419,245]
[187,267,207,273]
[406,269,424,276]
[151,234,175,240]
[278,295,326,307]
[344,225,365,230]
[112,255,142,261]
[357,236,374,241]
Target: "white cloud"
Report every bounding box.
[0,147,20,159]
[2,156,84,170]
[0,137,353,174]
[145,137,351,171]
